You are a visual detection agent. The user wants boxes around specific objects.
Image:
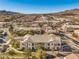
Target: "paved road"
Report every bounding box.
[63,33,79,50]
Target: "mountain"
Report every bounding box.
[0,9,79,22]
[62,8,79,14]
[53,8,79,16]
[0,10,20,14]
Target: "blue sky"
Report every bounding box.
[0,0,79,14]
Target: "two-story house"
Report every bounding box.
[20,34,61,50]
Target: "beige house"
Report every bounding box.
[42,24,54,33]
[20,34,61,50]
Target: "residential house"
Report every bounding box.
[42,24,54,33]
[20,34,61,50]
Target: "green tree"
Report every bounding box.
[51,47,56,56]
[42,51,47,59]
[12,40,20,49]
[28,30,34,35]
[8,50,16,56]
[31,52,36,59]
[36,49,47,59]
[23,48,31,59]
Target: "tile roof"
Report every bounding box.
[54,57,64,59]
[23,34,61,43]
[65,53,79,59]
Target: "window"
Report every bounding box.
[48,47,50,50]
[28,43,31,46]
[58,43,60,46]
[32,43,34,46]
[51,43,53,45]
[48,43,50,46]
